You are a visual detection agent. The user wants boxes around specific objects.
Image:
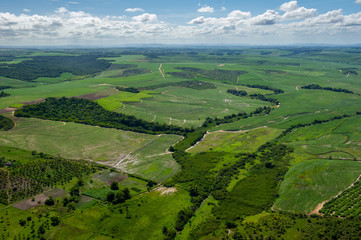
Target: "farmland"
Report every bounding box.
[1,47,361,239]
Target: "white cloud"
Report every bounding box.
[197,6,215,13]
[68,2,80,4]
[221,7,227,12]
[132,13,157,22]
[280,1,298,12]
[280,1,317,20]
[356,0,361,4]
[23,9,31,13]
[0,5,361,46]
[188,16,206,25]
[125,8,145,13]
[228,10,251,19]
[56,7,68,14]
[250,10,281,25]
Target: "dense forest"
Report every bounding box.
[14,97,192,135]
[0,55,112,81]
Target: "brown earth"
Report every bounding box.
[13,188,66,211]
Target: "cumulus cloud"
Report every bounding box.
[197,6,215,13]
[228,10,251,19]
[188,16,206,25]
[23,9,31,13]
[221,7,227,12]
[250,10,280,25]
[125,8,144,13]
[132,13,157,22]
[356,0,361,4]
[280,1,298,12]
[0,3,361,46]
[280,1,317,20]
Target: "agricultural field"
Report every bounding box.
[1,47,361,239]
[0,117,182,181]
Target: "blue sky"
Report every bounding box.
[1,0,361,46]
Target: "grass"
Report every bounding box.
[0,206,59,240]
[116,82,270,127]
[96,91,155,111]
[274,159,361,213]
[2,48,361,238]
[176,196,219,240]
[280,115,361,165]
[0,117,182,181]
[56,188,191,240]
[188,127,282,154]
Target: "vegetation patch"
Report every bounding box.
[301,84,354,94]
[15,97,191,135]
[0,151,98,204]
[139,80,216,91]
[320,174,361,218]
[188,127,282,154]
[0,55,113,81]
[0,115,14,131]
[175,67,247,82]
[274,159,361,213]
[116,68,151,77]
[0,91,10,98]
[96,91,155,111]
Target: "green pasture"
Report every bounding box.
[96,90,155,111]
[280,115,361,164]
[0,117,182,181]
[56,188,191,240]
[117,82,270,127]
[274,159,361,213]
[176,196,220,240]
[188,127,282,154]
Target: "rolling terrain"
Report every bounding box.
[1,47,361,239]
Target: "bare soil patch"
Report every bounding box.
[75,88,118,101]
[155,186,177,195]
[0,108,17,114]
[22,99,46,106]
[13,188,66,211]
[105,175,128,185]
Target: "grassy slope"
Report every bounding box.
[274,159,361,213]
[0,117,182,181]
[188,127,282,154]
[56,188,191,240]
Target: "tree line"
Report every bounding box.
[14,97,193,135]
[241,84,284,94]
[301,84,354,94]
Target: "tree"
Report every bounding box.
[50,217,60,226]
[110,181,119,190]
[45,196,54,206]
[106,192,115,202]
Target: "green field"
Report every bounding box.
[274,159,361,213]
[0,117,182,181]
[188,127,282,154]
[55,188,191,240]
[2,47,361,239]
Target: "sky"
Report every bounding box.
[1,0,361,46]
